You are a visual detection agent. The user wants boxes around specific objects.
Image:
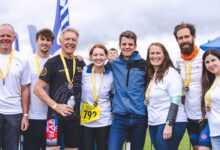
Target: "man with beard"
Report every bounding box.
[34,27,85,150]
[174,23,211,150]
[23,28,54,150]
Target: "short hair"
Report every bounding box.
[119,30,137,45]
[173,22,196,39]
[61,27,79,39]
[109,48,118,53]
[36,28,55,41]
[0,23,15,34]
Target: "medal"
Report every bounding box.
[68,83,73,89]
[60,53,76,91]
[205,106,210,112]
[183,86,189,92]
[94,101,98,107]
[144,99,149,105]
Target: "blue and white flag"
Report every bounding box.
[27,25,37,53]
[14,32,19,51]
[50,0,70,55]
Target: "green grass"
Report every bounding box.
[124,130,192,150]
[144,130,191,150]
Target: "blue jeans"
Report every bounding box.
[149,122,187,150]
[0,113,22,150]
[108,114,147,150]
[211,136,220,150]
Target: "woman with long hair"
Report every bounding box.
[201,49,220,150]
[145,42,187,150]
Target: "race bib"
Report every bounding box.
[81,103,101,124]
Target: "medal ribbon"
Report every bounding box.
[60,53,76,85]
[0,50,14,84]
[34,53,50,76]
[145,77,154,104]
[205,76,220,109]
[183,60,192,88]
[91,66,104,103]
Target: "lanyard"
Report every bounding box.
[60,53,76,85]
[91,66,104,105]
[0,50,14,85]
[205,76,220,110]
[34,53,50,76]
[145,76,155,105]
[183,60,193,88]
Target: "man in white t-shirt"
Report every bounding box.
[0,23,31,150]
[174,22,211,150]
[23,28,54,150]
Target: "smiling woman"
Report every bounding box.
[145,42,187,150]
[201,49,220,150]
[80,44,114,150]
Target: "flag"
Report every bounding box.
[50,0,70,55]
[27,25,37,53]
[14,32,19,51]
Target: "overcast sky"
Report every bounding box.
[1,0,220,60]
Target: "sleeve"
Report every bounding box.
[21,58,31,85]
[165,68,182,125]
[39,59,53,83]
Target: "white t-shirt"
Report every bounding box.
[205,80,220,137]
[81,66,113,127]
[176,50,204,119]
[28,54,49,120]
[0,51,31,114]
[148,67,187,126]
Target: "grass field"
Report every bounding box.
[124,130,192,150]
[144,130,191,150]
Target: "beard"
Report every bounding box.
[179,41,194,55]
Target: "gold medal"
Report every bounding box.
[183,86,189,92]
[94,101,98,107]
[205,106,210,112]
[68,83,73,89]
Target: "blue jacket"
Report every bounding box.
[111,51,147,116]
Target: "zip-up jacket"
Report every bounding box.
[110,51,147,116]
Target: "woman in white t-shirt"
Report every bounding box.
[80,44,113,150]
[201,49,220,150]
[145,42,187,150]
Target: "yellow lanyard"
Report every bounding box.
[34,54,50,76]
[205,76,220,110]
[145,77,155,105]
[60,53,76,86]
[0,50,14,85]
[183,60,193,88]
[91,66,104,105]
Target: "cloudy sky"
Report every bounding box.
[1,0,220,60]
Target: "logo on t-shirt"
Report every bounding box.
[40,67,47,76]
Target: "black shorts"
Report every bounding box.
[23,119,47,150]
[58,119,80,148]
[187,119,211,147]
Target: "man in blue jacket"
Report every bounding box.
[108,30,147,150]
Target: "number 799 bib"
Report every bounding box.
[81,103,101,124]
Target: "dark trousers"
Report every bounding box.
[81,125,110,150]
[23,119,47,150]
[0,113,22,150]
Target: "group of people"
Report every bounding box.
[0,22,220,150]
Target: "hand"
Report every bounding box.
[21,116,29,131]
[76,55,84,61]
[163,124,172,140]
[55,104,74,117]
